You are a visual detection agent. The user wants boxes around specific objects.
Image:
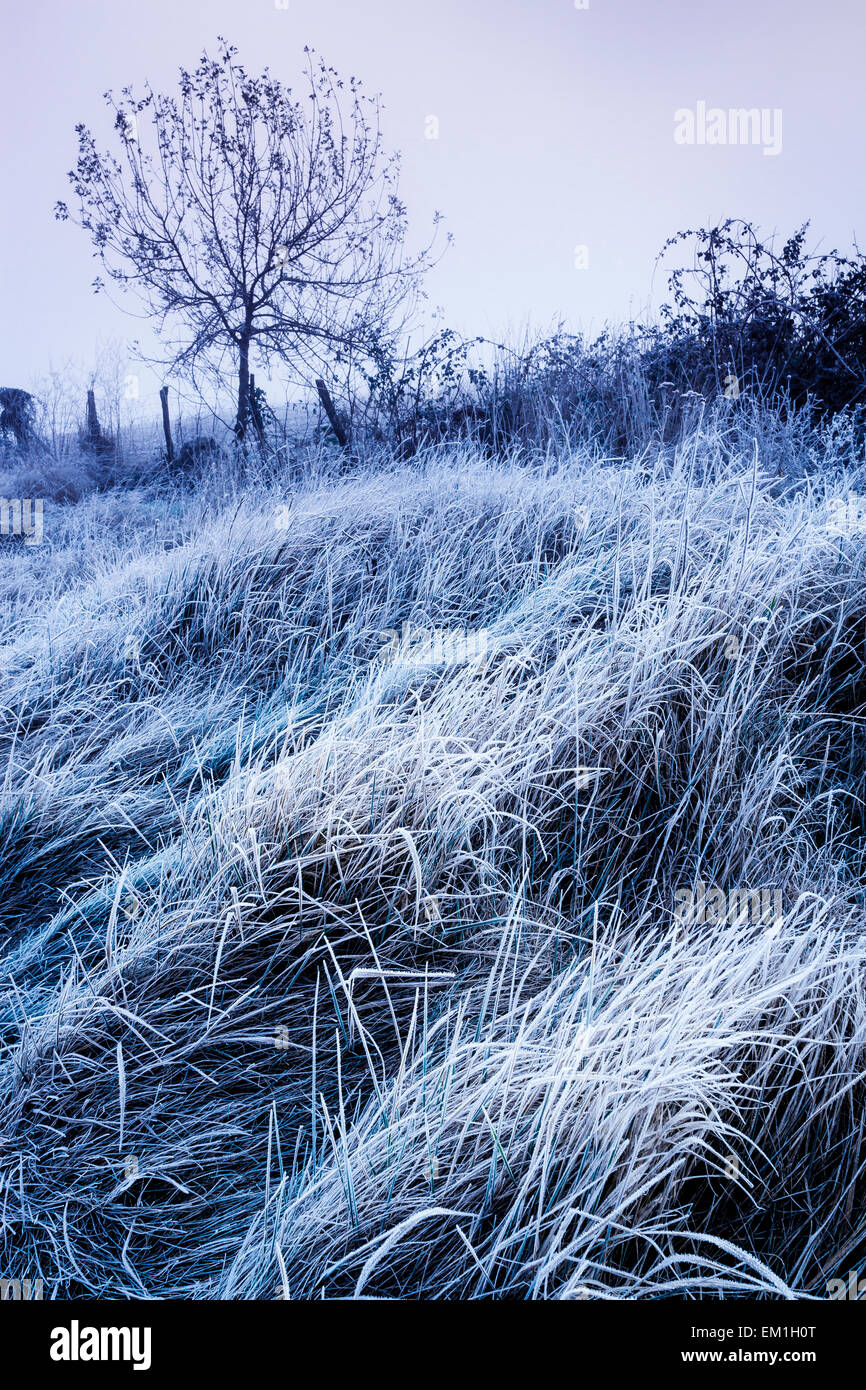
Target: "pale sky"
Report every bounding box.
[1,0,863,413]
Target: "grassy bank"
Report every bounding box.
[1,406,865,1298]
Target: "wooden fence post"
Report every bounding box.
[159,386,174,463]
[315,378,349,448]
[82,388,113,458]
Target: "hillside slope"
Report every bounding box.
[2,428,865,1299]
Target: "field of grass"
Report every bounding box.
[1,406,865,1299]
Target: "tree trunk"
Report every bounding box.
[249,373,267,451]
[235,337,251,439]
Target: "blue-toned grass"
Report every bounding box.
[1,406,866,1299]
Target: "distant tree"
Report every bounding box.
[56,40,442,438]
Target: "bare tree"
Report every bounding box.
[56,40,443,438]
